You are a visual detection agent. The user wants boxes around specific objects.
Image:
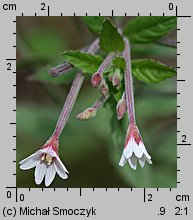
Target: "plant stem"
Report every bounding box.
[157,37,177,48]
[93,95,108,110]
[97,52,114,76]
[123,38,136,124]
[53,71,84,139]
[52,39,99,139]
[87,38,99,54]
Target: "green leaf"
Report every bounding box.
[124,16,177,43]
[113,56,126,70]
[83,16,106,35]
[100,18,125,52]
[61,50,103,73]
[131,59,176,83]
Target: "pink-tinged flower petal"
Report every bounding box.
[20,158,39,170]
[119,154,127,167]
[139,142,151,160]
[124,137,134,159]
[133,142,143,158]
[128,155,137,170]
[45,164,56,187]
[54,156,68,179]
[35,161,46,185]
[139,156,145,168]
[19,151,42,165]
[144,155,152,164]
[40,146,57,157]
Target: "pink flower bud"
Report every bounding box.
[116,92,126,120]
[112,69,122,88]
[76,108,96,120]
[98,79,109,96]
[91,73,102,87]
[108,72,113,82]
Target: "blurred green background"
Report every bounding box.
[16,17,177,188]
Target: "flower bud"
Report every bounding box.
[108,72,113,82]
[112,69,122,88]
[76,108,96,120]
[116,92,126,120]
[98,79,109,96]
[49,63,73,77]
[91,73,102,87]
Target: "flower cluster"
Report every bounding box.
[19,32,152,187]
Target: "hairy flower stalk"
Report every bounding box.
[118,38,152,170]
[19,39,100,186]
[91,52,114,87]
[53,39,99,137]
[53,71,85,138]
[123,39,135,124]
[76,95,108,120]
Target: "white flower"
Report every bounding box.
[19,137,68,187]
[119,124,152,170]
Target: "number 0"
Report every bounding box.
[169,3,174,10]
[7,191,11,198]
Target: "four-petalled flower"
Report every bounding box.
[119,124,152,170]
[19,137,68,187]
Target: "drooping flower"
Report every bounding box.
[19,39,100,187]
[19,137,68,187]
[118,38,152,170]
[119,124,152,170]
